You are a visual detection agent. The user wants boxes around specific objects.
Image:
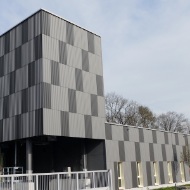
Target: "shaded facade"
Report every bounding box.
[0,9,189,189]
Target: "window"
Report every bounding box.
[180,162,185,182]
[153,162,160,185]
[137,162,143,187]
[167,162,173,183]
[118,162,125,189]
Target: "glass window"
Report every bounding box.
[118,162,125,189]
[137,162,143,187]
[167,162,173,183]
[153,162,160,185]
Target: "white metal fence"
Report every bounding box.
[0,170,112,190]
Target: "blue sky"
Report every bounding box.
[0,0,190,118]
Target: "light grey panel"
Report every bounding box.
[91,117,105,139]
[69,113,85,138]
[89,53,103,76]
[143,129,153,143]
[140,143,150,161]
[154,144,162,161]
[97,96,105,118]
[178,134,185,146]
[123,162,133,189]
[142,162,147,187]
[112,125,124,141]
[105,140,119,162]
[94,35,102,56]
[76,91,91,115]
[157,131,165,144]
[165,144,173,161]
[124,141,136,161]
[129,127,139,142]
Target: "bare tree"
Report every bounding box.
[181,145,190,167]
[155,112,188,133]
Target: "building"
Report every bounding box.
[0,9,189,190]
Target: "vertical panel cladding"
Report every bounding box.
[34,34,42,61]
[22,20,28,44]
[3,96,9,119]
[139,128,144,142]
[162,144,167,161]
[159,162,165,184]
[118,141,125,161]
[41,10,50,36]
[105,123,112,140]
[129,127,139,142]
[113,162,119,190]
[175,134,179,145]
[41,82,51,109]
[4,32,10,54]
[149,143,155,161]
[140,143,150,161]
[135,142,141,161]
[84,115,92,138]
[75,68,83,91]
[3,74,10,97]
[0,56,4,77]
[124,141,136,162]
[146,162,153,186]
[112,125,124,141]
[82,50,89,72]
[91,94,98,116]
[91,117,105,139]
[171,161,177,182]
[35,109,43,135]
[61,111,69,136]
[15,46,21,70]
[51,61,60,86]
[94,35,102,56]
[87,32,95,54]
[131,162,138,187]
[0,37,4,57]
[66,22,74,45]
[164,132,169,144]
[123,162,133,189]
[97,96,105,118]
[28,16,35,41]
[96,75,104,96]
[0,99,3,120]
[123,126,129,141]
[68,89,77,113]
[152,130,157,143]
[59,40,67,65]
[15,25,22,48]
[0,120,3,142]
[21,88,29,114]
[34,12,42,37]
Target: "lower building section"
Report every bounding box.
[0,136,106,174]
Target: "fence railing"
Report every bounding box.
[0,170,112,190]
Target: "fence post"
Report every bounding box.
[11,176,14,190]
[57,174,60,190]
[36,175,38,190]
[93,172,96,188]
[76,173,79,190]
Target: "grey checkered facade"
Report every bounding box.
[105,123,190,189]
[0,9,190,189]
[0,9,105,142]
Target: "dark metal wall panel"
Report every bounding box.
[131,162,138,187]
[66,22,74,45]
[75,68,83,91]
[146,162,153,186]
[105,123,112,140]
[84,115,92,138]
[135,142,141,161]
[87,32,95,54]
[61,111,69,136]
[96,75,104,96]
[59,41,67,65]
[82,50,89,72]
[159,162,165,184]
[139,128,144,142]
[68,89,77,113]
[119,141,125,161]
[91,94,98,116]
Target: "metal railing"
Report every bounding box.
[0,170,112,190]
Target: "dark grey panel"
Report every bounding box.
[152,131,157,143]
[131,162,138,187]
[35,109,43,135]
[149,143,155,161]
[10,71,15,94]
[184,136,188,146]
[15,114,22,139]
[175,134,179,145]
[118,141,125,161]
[91,94,98,116]
[61,111,69,136]
[161,144,166,161]
[139,128,144,142]
[171,161,177,182]
[164,132,169,144]
[41,11,50,36]
[4,32,10,54]
[105,123,112,140]
[0,56,4,77]
[172,145,177,161]
[22,88,29,113]
[0,120,3,142]
[34,34,42,60]
[51,61,60,86]
[159,162,165,184]
[123,126,129,141]
[68,89,77,113]
[59,41,67,65]
[28,61,35,87]
[3,96,9,118]
[75,68,83,91]
[42,83,51,109]
[87,32,94,54]
[66,22,74,45]
[84,115,92,138]
[135,142,141,161]
[146,162,152,186]
[22,20,28,44]
[114,162,119,190]
[96,75,104,96]
[82,50,89,72]
[15,46,21,70]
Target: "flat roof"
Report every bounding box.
[0,8,101,37]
